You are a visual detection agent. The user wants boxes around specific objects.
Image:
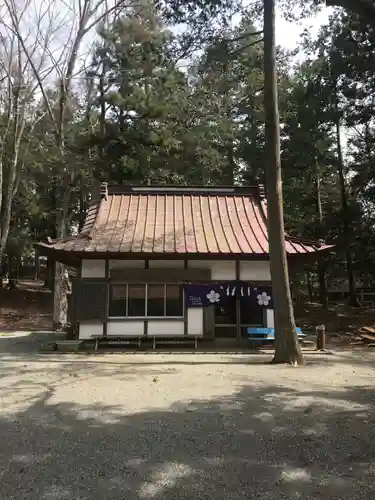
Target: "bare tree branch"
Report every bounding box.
[229,38,264,57]
[1,0,136,323]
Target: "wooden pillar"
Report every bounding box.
[71,261,82,338]
[103,259,109,337]
[262,307,268,328]
[236,260,241,341]
[184,258,189,335]
[144,259,149,337]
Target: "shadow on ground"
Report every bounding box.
[0,353,374,498]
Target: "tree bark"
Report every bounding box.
[263,0,303,365]
[223,58,235,184]
[52,261,69,329]
[99,61,106,162]
[52,185,70,329]
[7,253,18,290]
[4,0,128,329]
[335,118,359,307]
[306,272,313,302]
[0,55,25,268]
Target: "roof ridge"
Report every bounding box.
[285,235,328,248]
[105,184,262,197]
[87,199,105,241]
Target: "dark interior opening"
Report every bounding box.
[214,296,237,338]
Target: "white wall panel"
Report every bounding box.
[211,261,236,280]
[81,260,105,278]
[149,260,184,268]
[107,320,144,336]
[79,321,103,339]
[240,261,271,281]
[187,308,204,337]
[187,260,236,280]
[266,309,274,329]
[148,320,184,336]
[110,260,145,269]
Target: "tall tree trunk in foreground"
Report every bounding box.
[263,0,303,365]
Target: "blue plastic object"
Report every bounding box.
[247,327,304,340]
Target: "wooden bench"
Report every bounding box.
[247,327,305,346]
[149,336,199,349]
[91,336,143,350]
[90,335,200,350]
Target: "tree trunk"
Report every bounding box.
[314,158,327,308]
[223,58,235,184]
[0,66,25,277]
[6,0,126,330]
[78,193,86,232]
[34,252,39,281]
[52,185,70,330]
[50,25,87,332]
[52,261,69,330]
[99,62,106,163]
[263,0,303,365]
[0,157,21,272]
[7,254,17,290]
[0,185,14,272]
[317,259,327,308]
[335,118,359,307]
[0,259,4,288]
[306,272,313,302]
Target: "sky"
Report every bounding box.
[0,0,335,99]
[276,6,333,51]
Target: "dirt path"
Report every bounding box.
[0,347,374,499]
[0,281,52,332]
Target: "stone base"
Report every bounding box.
[40,342,57,352]
[56,340,82,353]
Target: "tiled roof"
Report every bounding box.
[37,185,332,256]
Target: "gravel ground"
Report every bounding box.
[0,335,375,499]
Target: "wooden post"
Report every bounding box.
[235,261,241,341]
[316,324,326,351]
[103,259,109,337]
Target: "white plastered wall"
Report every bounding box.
[79,321,103,339]
[184,261,213,335]
[188,259,271,281]
[107,320,143,336]
[148,320,185,336]
[187,309,204,336]
[239,261,271,281]
[188,260,235,280]
[110,260,145,269]
[149,260,185,268]
[81,258,271,280]
[266,309,274,329]
[81,259,106,278]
